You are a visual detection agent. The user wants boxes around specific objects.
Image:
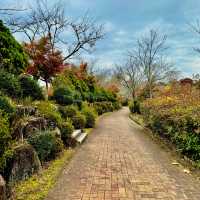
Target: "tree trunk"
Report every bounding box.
[149,86,153,98]
[45,80,49,100]
[132,90,136,100]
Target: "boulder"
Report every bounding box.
[12,116,48,140]
[8,144,41,183]
[0,175,6,200]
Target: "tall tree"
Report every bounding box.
[24,37,64,94]
[8,0,104,61]
[130,29,174,98]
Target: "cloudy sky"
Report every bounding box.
[2,0,200,76]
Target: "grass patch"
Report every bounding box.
[14,149,74,200]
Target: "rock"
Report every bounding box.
[0,175,6,200]
[7,144,41,183]
[12,117,48,140]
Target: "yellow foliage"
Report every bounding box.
[14,149,74,200]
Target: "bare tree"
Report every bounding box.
[189,20,200,54]
[115,56,143,99]
[130,29,174,98]
[7,0,104,60]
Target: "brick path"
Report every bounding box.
[46,108,200,200]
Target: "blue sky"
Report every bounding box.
[3,0,200,76]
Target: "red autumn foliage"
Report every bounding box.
[24,37,64,90]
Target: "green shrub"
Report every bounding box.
[0,70,21,98]
[28,131,64,162]
[72,112,86,129]
[0,111,13,173]
[36,101,62,126]
[93,102,104,115]
[112,101,121,110]
[19,75,44,100]
[0,20,28,75]
[59,120,74,144]
[82,107,97,128]
[59,105,78,119]
[0,95,16,116]
[129,100,141,114]
[93,101,120,115]
[141,98,200,162]
[52,87,74,105]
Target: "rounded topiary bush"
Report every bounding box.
[82,108,97,128]
[59,105,78,119]
[52,87,74,105]
[27,131,64,162]
[59,120,74,144]
[0,95,16,117]
[19,75,44,100]
[0,70,21,98]
[72,112,86,129]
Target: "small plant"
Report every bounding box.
[72,112,86,129]
[28,131,64,162]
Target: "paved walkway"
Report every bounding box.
[46,108,200,200]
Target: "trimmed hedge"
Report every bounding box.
[59,120,74,144]
[141,97,200,162]
[59,105,78,119]
[93,101,121,115]
[82,107,97,128]
[72,112,86,129]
